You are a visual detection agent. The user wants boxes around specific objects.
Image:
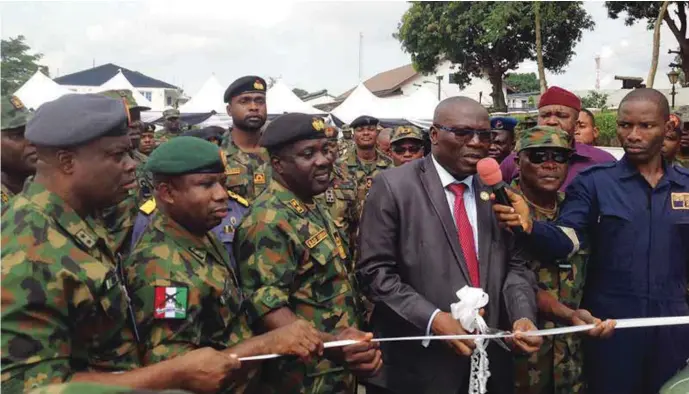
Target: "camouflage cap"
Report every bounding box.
[390,125,424,144]
[163,108,180,119]
[145,136,225,175]
[98,90,151,111]
[515,125,573,153]
[1,95,31,131]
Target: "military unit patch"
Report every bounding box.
[254,173,266,184]
[671,192,689,210]
[305,229,328,248]
[153,286,188,319]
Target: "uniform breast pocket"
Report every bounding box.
[597,212,633,270]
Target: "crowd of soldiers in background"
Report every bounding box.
[1,74,688,394]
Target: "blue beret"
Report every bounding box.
[26,94,128,147]
[260,113,328,149]
[145,136,225,175]
[490,117,518,133]
[350,115,379,129]
[224,76,266,103]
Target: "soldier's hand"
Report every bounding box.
[571,309,616,338]
[431,311,475,357]
[265,319,324,362]
[490,189,533,233]
[335,328,383,378]
[509,318,542,354]
[176,347,241,393]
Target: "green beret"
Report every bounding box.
[145,136,226,175]
[260,113,328,149]
[98,90,151,111]
[390,125,424,144]
[223,76,266,103]
[26,94,128,147]
[163,108,180,120]
[1,95,31,131]
[515,126,573,153]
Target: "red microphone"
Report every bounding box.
[476,157,524,235]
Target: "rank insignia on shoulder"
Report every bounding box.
[226,167,241,175]
[254,173,266,184]
[227,190,249,207]
[1,191,8,204]
[189,247,207,261]
[75,229,96,248]
[325,189,335,204]
[140,199,157,215]
[671,192,689,210]
[154,286,188,319]
[289,199,306,214]
[305,229,328,248]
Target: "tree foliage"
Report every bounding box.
[605,1,688,87]
[505,72,540,93]
[292,88,309,98]
[580,90,609,110]
[1,35,49,96]
[395,2,594,111]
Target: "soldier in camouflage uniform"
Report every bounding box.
[673,106,689,167]
[29,383,192,394]
[511,126,615,394]
[125,137,324,393]
[235,113,382,394]
[1,94,238,393]
[156,108,183,143]
[1,95,35,213]
[388,125,425,167]
[337,124,356,158]
[664,114,684,167]
[340,115,393,205]
[220,76,272,203]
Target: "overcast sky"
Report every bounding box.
[0,1,682,96]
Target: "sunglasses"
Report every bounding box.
[525,149,571,164]
[433,124,494,143]
[392,144,422,154]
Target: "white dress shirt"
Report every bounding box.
[423,154,481,346]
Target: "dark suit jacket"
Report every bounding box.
[357,155,537,394]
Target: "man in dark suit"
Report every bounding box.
[357,97,541,394]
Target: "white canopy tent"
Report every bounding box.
[179,74,226,113]
[14,70,72,110]
[96,70,154,109]
[381,88,438,121]
[267,81,325,115]
[331,83,398,124]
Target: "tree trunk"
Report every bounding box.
[534,1,547,93]
[488,71,507,112]
[647,0,670,88]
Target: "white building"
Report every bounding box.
[337,61,508,107]
[54,63,183,111]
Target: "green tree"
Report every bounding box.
[505,72,540,93]
[1,35,48,96]
[580,90,609,110]
[395,2,594,111]
[605,1,688,87]
[292,88,309,98]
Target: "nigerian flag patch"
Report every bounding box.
[154,286,188,319]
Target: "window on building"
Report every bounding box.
[140,91,152,101]
[521,100,527,108]
[167,96,172,106]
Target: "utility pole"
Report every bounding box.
[358,32,363,82]
[595,55,601,90]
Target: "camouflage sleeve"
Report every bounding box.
[235,213,298,325]
[125,246,198,365]
[1,229,87,390]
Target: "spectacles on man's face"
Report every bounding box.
[524,149,571,164]
[433,123,494,143]
[391,144,422,154]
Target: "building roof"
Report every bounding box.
[54,63,179,89]
[338,64,419,100]
[301,89,333,101]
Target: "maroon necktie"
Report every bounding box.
[448,183,480,287]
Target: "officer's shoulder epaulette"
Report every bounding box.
[139,198,157,215]
[673,165,689,176]
[227,190,249,207]
[578,161,616,176]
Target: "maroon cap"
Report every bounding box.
[539,86,581,111]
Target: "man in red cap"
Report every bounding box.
[500,86,615,191]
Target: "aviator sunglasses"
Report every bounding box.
[525,149,572,164]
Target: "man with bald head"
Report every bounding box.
[357,97,540,394]
[493,88,689,394]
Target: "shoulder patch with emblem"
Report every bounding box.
[671,192,689,210]
[305,229,328,248]
[154,286,188,319]
[227,190,249,207]
[254,173,266,184]
[139,199,157,215]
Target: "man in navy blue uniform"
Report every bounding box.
[493,88,689,394]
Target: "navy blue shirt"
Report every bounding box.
[529,156,689,318]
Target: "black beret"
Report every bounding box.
[26,94,128,147]
[145,136,226,175]
[350,115,379,129]
[182,127,223,142]
[260,113,328,149]
[223,76,267,103]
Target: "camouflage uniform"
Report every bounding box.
[28,382,192,394]
[220,131,272,203]
[1,182,139,392]
[235,180,360,394]
[341,148,393,210]
[1,94,33,214]
[133,150,154,204]
[125,211,257,393]
[511,126,588,394]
